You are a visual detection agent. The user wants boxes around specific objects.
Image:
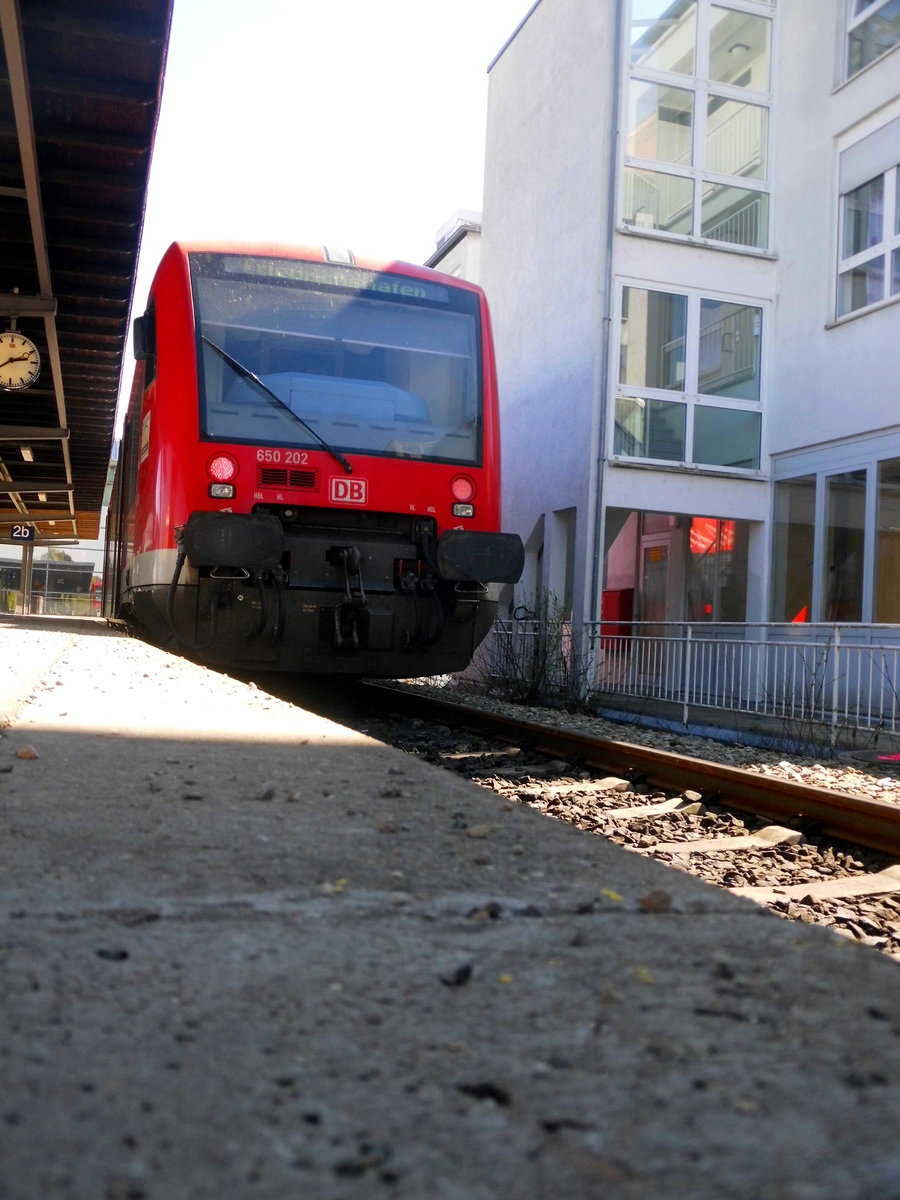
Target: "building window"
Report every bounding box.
[624,0,773,250]
[876,457,900,620]
[824,470,867,622]
[837,163,899,315]
[847,0,900,78]
[615,285,762,471]
[771,476,815,622]
[774,455,900,624]
[686,517,748,621]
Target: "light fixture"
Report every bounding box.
[450,474,476,503]
[207,452,238,498]
[207,452,239,482]
[729,42,750,54]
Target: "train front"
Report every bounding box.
[132,245,523,675]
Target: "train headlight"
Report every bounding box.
[452,503,475,518]
[209,483,236,499]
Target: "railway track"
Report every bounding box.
[355,681,900,959]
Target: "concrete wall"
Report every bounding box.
[769,1,900,456]
[482,0,615,623]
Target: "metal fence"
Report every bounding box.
[486,619,900,744]
[1,587,96,616]
[0,559,97,616]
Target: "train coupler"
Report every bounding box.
[327,544,367,605]
[333,602,361,650]
[327,544,368,651]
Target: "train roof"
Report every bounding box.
[152,240,488,299]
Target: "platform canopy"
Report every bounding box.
[0,0,172,545]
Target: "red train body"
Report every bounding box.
[104,242,522,675]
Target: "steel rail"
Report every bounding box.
[366,685,900,858]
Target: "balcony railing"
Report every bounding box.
[485,619,900,747]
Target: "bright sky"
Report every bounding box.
[132,0,536,313]
[32,1,527,565]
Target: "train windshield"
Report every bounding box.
[190,253,483,465]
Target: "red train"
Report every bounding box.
[104,242,522,675]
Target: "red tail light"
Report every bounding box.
[207,453,239,482]
[450,474,476,502]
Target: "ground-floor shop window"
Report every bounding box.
[604,508,750,624]
[773,457,900,623]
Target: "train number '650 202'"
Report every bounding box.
[255,449,309,465]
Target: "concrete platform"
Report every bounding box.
[2,620,900,1199]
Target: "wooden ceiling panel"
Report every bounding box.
[0,0,171,538]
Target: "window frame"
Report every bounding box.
[769,434,900,624]
[846,0,900,80]
[623,0,775,253]
[612,280,766,475]
[836,163,900,318]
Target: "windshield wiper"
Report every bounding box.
[201,335,353,475]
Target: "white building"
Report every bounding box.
[426,209,483,281]
[481,0,900,640]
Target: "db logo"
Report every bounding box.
[330,476,368,505]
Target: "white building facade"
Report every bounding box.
[481,0,900,641]
[426,209,484,281]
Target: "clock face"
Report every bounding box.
[0,331,40,390]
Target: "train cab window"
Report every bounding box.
[189,252,483,465]
[133,302,157,383]
[120,412,141,514]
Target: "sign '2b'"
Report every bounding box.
[330,477,368,505]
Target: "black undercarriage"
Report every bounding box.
[128,508,522,676]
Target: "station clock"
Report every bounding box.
[0,330,40,390]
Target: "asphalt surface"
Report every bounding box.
[2,617,900,1199]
